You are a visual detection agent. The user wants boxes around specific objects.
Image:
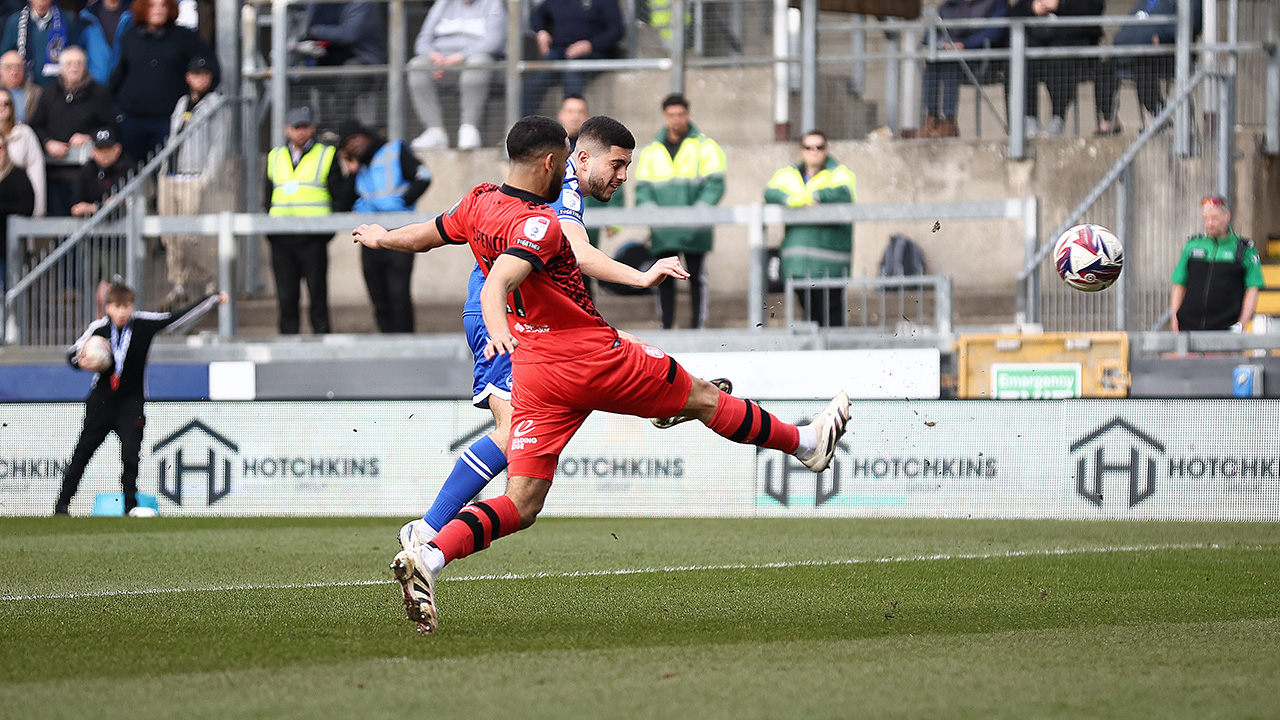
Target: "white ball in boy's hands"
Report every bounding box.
[79,335,113,372]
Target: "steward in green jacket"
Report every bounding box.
[764,131,857,280]
[635,107,726,256]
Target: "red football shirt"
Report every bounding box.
[436,183,617,362]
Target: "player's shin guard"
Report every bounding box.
[706,392,800,454]
[428,495,522,564]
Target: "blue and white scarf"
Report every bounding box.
[15,4,70,80]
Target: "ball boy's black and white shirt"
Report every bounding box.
[66,295,221,401]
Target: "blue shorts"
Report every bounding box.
[464,312,512,409]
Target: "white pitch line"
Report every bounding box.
[0,543,1238,603]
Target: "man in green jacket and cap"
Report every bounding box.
[635,93,726,329]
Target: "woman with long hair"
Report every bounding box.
[0,132,38,290]
[0,87,45,217]
[108,0,216,162]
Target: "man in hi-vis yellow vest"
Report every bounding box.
[635,93,726,329]
[264,106,339,334]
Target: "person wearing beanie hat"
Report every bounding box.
[331,118,431,333]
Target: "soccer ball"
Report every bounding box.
[1053,224,1124,292]
[79,335,112,372]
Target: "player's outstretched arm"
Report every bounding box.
[351,221,446,253]
[563,222,689,288]
[480,254,535,359]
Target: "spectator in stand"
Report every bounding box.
[521,0,623,117]
[635,93,726,329]
[263,107,340,335]
[300,1,385,128]
[157,54,228,308]
[304,1,386,66]
[1094,0,1202,136]
[407,0,504,151]
[332,120,431,333]
[1169,196,1264,332]
[0,132,36,290]
[70,126,137,217]
[1,0,75,88]
[559,93,588,150]
[78,0,133,85]
[1007,0,1103,137]
[110,0,216,162]
[0,86,43,216]
[1,49,39,121]
[29,45,114,216]
[920,0,1008,138]
[764,130,857,327]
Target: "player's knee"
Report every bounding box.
[681,377,722,423]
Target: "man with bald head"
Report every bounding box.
[1,0,76,87]
[29,45,115,216]
[0,49,38,121]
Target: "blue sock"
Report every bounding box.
[424,435,508,531]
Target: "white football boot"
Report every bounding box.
[397,518,437,551]
[651,378,733,429]
[391,547,439,635]
[799,391,851,473]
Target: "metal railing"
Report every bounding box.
[1016,70,1234,333]
[232,0,1278,150]
[6,198,1034,346]
[783,274,953,336]
[3,95,241,346]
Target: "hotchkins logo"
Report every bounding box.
[1070,418,1163,508]
[152,420,236,506]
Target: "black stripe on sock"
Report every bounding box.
[458,510,486,555]
[474,500,502,544]
[665,356,678,384]
[757,404,773,445]
[730,400,756,443]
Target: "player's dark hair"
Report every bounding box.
[577,116,635,153]
[506,115,568,164]
[562,93,586,105]
[661,93,689,110]
[105,283,136,306]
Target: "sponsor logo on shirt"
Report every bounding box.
[515,238,542,251]
[515,322,551,334]
[524,216,550,241]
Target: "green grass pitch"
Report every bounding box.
[1,517,1278,719]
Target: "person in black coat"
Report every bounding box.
[0,131,35,290]
[1007,0,1103,136]
[108,0,217,161]
[55,282,227,515]
[70,126,137,217]
[28,45,116,216]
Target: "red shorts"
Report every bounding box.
[507,340,693,481]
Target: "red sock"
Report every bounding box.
[706,392,799,453]
[428,495,521,564]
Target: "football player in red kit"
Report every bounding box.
[353,115,850,634]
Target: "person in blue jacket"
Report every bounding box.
[77,0,132,85]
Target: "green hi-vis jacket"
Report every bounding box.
[635,123,727,255]
[764,157,857,279]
